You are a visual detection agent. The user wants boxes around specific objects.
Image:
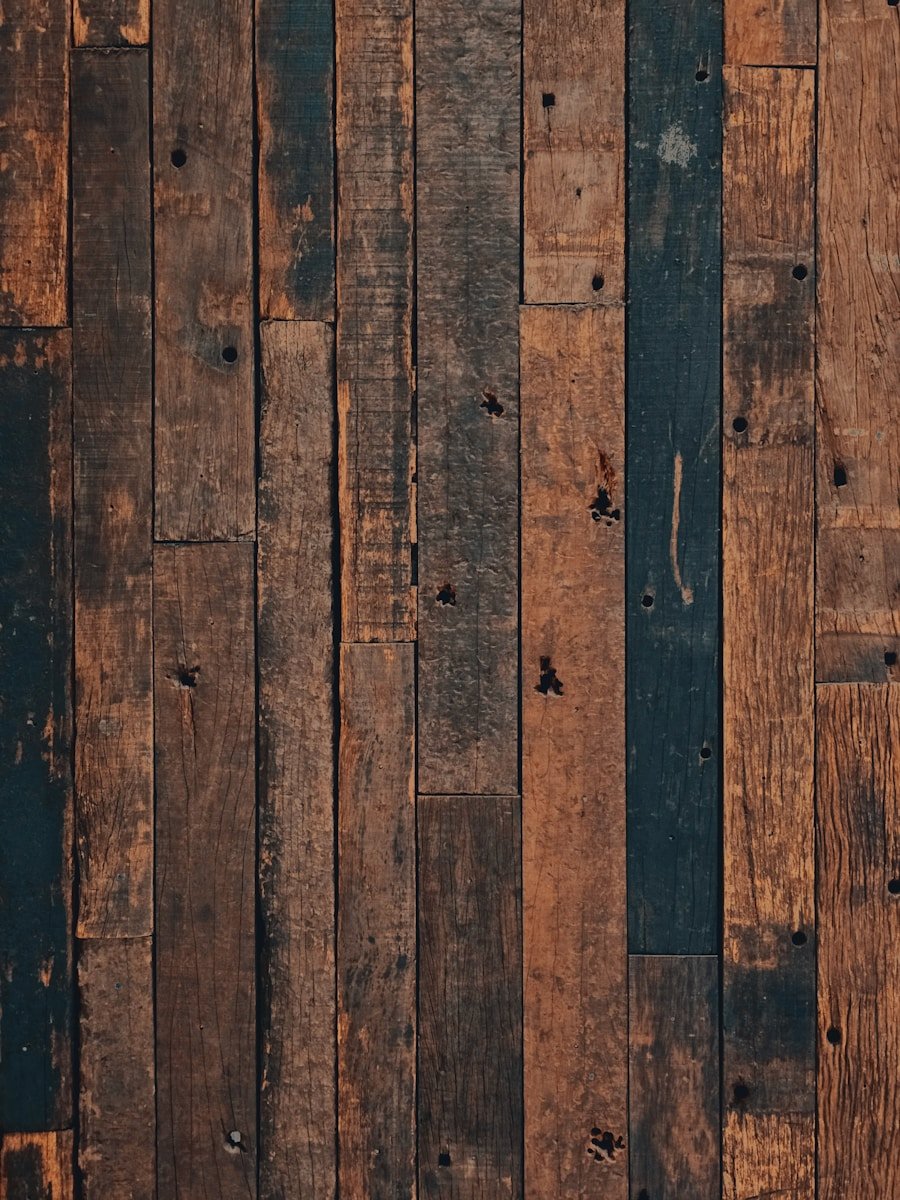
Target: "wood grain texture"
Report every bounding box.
[154,544,256,1199]
[725,0,816,66]
[416,0,520,793]
[74,0,149,45]
[257,0,334,319]
[627,0,722,954]
[72,48,153,939]
[816,0,900,682]
[257,321,336,1199]
[338,644,416,1200]
[418,795,522,1198]
[77,938,154,1200]
[335,0,415,642]
[721,66,815,1200]
[628,956,720,1200]
[523,0,624,302]
[0,330,73,1133]
[0,1133,73,1200]
[153,0,255,541]
[520,306,626,1200]
[0,0,68,326]
[817,684,900,1200]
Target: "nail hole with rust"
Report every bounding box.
[170,147,187,168]
[542,92,556,108]
[826,1026,842,1045]
[435,583,456,606]
[536,656,563,696]
[481,388,504,416]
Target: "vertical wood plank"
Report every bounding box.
[416,0,520,794]
[418,795,522,1197]
[628,956,720,1199]
[816,0,900,682]
[338,644,416,1199]
[77,938,155,1200]
[257,0,335,319]
[521,306,627,1199]
[72,48,153,938]
[725,0,816,67]
[626,0,722,954]
[335,0,415,642]
[0,0,68,326]
[0,1133,73,1200]
[0,330,73,1132]
[154,543,256,1199]
[523,0,624,302]
[721,66,815,1200]
[153,0,255,541]
[257,321,336,1198]
[817,684,900,1200]
[73,0,149,45]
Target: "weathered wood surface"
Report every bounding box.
[627,0,722,955]
[335,0,415,642]
[257,321,336,1199]
[74,0,149,45]
[0,331,73,1133]
[0,1132,74,1200]
[153,0,255,540]
[154,544,256,1199]
[416,0,520,794]
[521,305,627,1200]
[72,48,153,939]
[338,644,416,1199]
[725,0,816,67]
[418,795,522,1198]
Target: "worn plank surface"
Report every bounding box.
[257,321,336,1199]
[154,543,256,1199]
[418,795,522,1198]
[74,0,149,45]
[338,644,416,1200]
[416,0,520,794]
[521,306,627,1200]
[725,0,816,66]
[0,1133,74,1200]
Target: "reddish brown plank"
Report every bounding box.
[725,0,816,66]
[0,1133,73,1200]
[73,0,149,45]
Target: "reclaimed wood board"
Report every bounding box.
[725,0,816,66]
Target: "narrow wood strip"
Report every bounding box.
[338,644,416,1199]
[418,795,522,1197]
[74,0,149,45]
[725,0,816,66]
[258,321,336,1197]
[523,0,624,302]
[0,1132,74,1200]
[0,330,73,1132]
[626,0,722,954]
[335,0,415,642]
[416,0,520,793]
[521,305,627,1199]
[153,0,255,540]
[154,543,256,1198]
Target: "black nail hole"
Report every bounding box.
[641,593,654,609]
[575,187,582,197]
[170,148,187,168]
[826,1026,842,1045]
[833,463,848,487]
[542,92,556,108]
[481,388,504,416]
[536,656,564,696]
[637,1192,650,1200]
[438,1152,451,1167]
[792,930,808,947]
[435,583,456,607]
[885,650,897,667]
[792,263,808,281]
[695,68,709,81]
[889,0,898,8]
[590,1127,601,1136]
[732,416,748,434]
[592,273,605,291]
[175,666,199,689]
[700,745,712,760]
[222,345,238,363]
[733,1081,750,1104]
[589,486,620,524]
[888,878,900,895]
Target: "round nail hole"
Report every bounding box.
[641,593,654,609]
[792,930,808,947]
[171,148,187,168]
[592,273,605,291]
[888,878,900,895]
[732,416,748,434]
[222,346,238,364]
[700,745,712,760]
[792,263,808,281]
[885,650,897,667]
[695,68,709,81]
[826,1026,842,1045]
[733,1081,750,1103]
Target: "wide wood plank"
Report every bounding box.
[335,0,415,642]
[338,644,416,1199]
[257,321,336,1198]
[816,0,900,681]
[521,306,626,1199]
[0,331,73,1132]
[817,684,900,1200]
[627,0,722,954]
[154,543,256,1198]
[721,66,815,1200]
[725,0,816,66]
[418,795,522,1197]
[153,0,255,540]
[416,0,520,793]
[0,1133,73,1200]
[74,0,149,45]
[523,0,624,302]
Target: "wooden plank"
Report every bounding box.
[338,644,416,1199]
[725,0,816,66]
[523,0,624,302]
[77,938,154,1200]
[73,0,149,45]
[520,305,627,1199]
[626,0,722,954]
[0,330,73,1132]
[0,1133,73,1200]
[335,0,415,642]
[0,0,68,326]
[628,956,720,1199]
[721,66,815,1200]
[418,795,522,1197]
[257,0,334,319]
[257,321,336,1198]
[817,684,900,1200]
[153,0,255,540]
[817,0,900,682]
[416,0,520,793]
[154,543,256,1198]
[71,48,153,938]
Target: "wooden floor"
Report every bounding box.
[0,0,898,1197]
